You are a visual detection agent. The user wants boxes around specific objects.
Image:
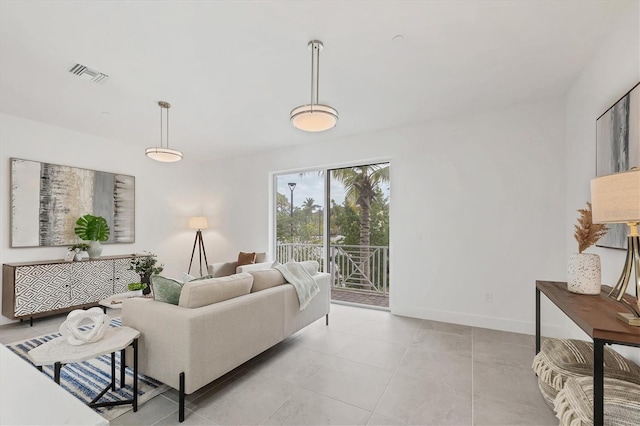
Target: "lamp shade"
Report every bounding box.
[590,169,640,224]
[188,216,208,230]
[145,147,183,162]
[290,104,339,132]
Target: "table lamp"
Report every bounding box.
[188,216,209,276]
[590,168,640,325]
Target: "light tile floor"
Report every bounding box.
[0,304,557,425]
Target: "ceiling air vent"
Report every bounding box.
[68,63,108,83]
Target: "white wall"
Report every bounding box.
[202,97,567,335]
[563,2,640,360]
[0,113,205,325]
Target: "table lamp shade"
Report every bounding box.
[188,216,208,230]
[590,169,640,224]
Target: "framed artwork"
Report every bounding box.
[10,158,135,247]
[595,82,640,250]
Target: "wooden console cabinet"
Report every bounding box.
[2,255,140,322]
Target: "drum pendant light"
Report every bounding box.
[145,101,183,162]
[290,40,338,132]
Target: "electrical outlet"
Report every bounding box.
[485,292,493,303]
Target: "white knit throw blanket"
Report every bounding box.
[274,262,319,310]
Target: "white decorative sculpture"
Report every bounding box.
[59,307,110,346]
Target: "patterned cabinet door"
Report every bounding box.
[15,264,71,316]
[70,260,114,305]
[113,257,139,293]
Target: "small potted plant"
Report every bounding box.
[74,214,110,259]
[69,243,90,261]
[568,202,608,294]
[127,282,148,297]
[129,252,164,295]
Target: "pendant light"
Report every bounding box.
[290,40,338,132]
[145,101,183,162]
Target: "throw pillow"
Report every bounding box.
[178,273,253,308]
[237,251,256,266]
[182,272,215,283]
[255,252,268,263]
[151,275,184,305]
[249,269,287,293]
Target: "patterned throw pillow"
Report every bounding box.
[151,275,184,305]
[237,251,256,266]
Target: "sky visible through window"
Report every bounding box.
[276,172,345,208]
[276,168,390,209]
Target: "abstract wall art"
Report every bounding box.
[596,82,639,250]
[10,159,135,247]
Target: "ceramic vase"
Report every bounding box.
[87,240,103,259]
[567,253,601,294]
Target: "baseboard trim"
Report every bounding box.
[392,305,566,337]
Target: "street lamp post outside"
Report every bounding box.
[288,182,296,240]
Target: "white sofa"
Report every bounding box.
[121,262,330,422]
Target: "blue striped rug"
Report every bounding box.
[6,317,169,421]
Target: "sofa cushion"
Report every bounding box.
[255,252,268,263]
[178,273,253,308]
[250,269,287,293]
[237,252,256,266]
[151,275,184,305]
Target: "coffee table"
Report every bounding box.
[28,326,140,411]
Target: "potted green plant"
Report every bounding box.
[74,214,110,259]
[68,243,90,260]
[127,282,148,297]
[129,252,163,295]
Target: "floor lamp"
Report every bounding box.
[591,169,640,326]
[188,216,209,276]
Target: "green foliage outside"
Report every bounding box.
[276,165,389,247]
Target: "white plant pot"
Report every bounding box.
[567,253,601,295]
[125,290,143,297]
[87,241,103,259]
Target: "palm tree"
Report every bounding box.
[332,164,389,285]
[302,197,320,220]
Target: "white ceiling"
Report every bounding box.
[0,0,633,162]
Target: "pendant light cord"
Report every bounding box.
[159,102,171,149]
[160,104,164,149]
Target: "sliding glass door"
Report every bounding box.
[274,162,390,307]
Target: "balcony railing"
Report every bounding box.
[276,243,388,296]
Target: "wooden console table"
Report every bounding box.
[536,280,640,425]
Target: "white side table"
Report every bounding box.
[99,291,143,311]
[28,326,141,411]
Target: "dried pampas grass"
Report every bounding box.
[574,202,608,253]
